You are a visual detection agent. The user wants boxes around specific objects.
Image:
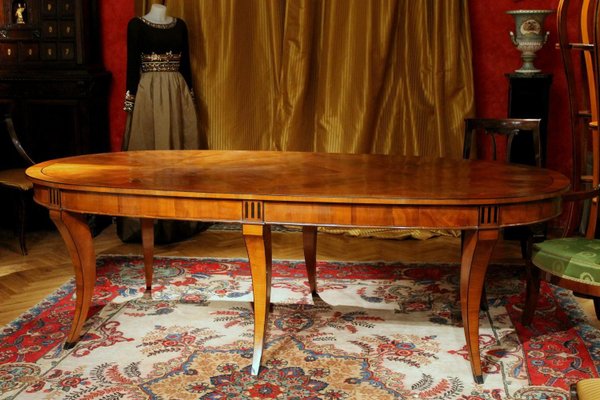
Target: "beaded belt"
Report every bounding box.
[141,52,181,72]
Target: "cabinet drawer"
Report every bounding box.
[19,43,39,62]
[42,21,58,38]
[41,43,57,60]
[58,0,75,17]
[60,21,75,38]
[0,44,18,63]
[59,42,75,60]
[42,0,58,16]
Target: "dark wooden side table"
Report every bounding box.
[0,0,111,233]
[506,73,552,167]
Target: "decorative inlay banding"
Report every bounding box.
[49,188,61,207]
[479,205,499,226]
[243,201,264,222]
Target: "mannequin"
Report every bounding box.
[123,4,198,151]
[120,6,205,243]
[143,4,173,25]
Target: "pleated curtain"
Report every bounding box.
[137,0,474,158]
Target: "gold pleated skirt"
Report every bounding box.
[119,71,205,244]
[124,71,199,151]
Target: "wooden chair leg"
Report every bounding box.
[520,238,528,261]
[521,262,541,325]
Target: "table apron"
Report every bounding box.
[33,186,563,230]
[265,199,562,229]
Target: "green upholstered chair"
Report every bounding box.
[0,115,35,255]
[521,185,600,324]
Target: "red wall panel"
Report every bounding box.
[99,0,134,152]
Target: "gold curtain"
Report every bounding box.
[148,0,474,157]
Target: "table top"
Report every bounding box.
[26,150,570,206]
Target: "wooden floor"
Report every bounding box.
[1,221,598,328]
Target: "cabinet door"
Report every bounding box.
[58,0,75,17]
[19,43,39,62]
[59,42,74,60]
[41,43,57,60]
[42,21,58,38]
[42,0,58,17]
[22,100,79,161]
[0,44,18,64]
[60,21,75,38]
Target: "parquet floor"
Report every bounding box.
[0,221,598,328]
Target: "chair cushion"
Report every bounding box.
[576,378,600,400]
[532,237,600,286]
[0,168,33,191]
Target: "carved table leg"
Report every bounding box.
[141,218,154,290]
[303,226,318,295]
[460,229,498,384]
[49,210,96,349]
[243,224,272,375]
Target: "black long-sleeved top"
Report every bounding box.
[126,17,193,96]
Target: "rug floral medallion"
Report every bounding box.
[1,256,599,399]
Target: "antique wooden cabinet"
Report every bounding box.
[0,0,110,166]
[0,0,111,233]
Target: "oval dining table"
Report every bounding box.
[26,150,570,383]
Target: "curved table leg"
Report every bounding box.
[460,229,498,384]
[243,224,272,376]
[141,218,154,291]
[302,226,318,295]
[49,210,96,349]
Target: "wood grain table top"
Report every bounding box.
[26,150,570,205]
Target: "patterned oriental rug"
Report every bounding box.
[1,256,600,399]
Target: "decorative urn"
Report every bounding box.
[506,9,554,74]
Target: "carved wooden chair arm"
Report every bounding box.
[3,115,35,166]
